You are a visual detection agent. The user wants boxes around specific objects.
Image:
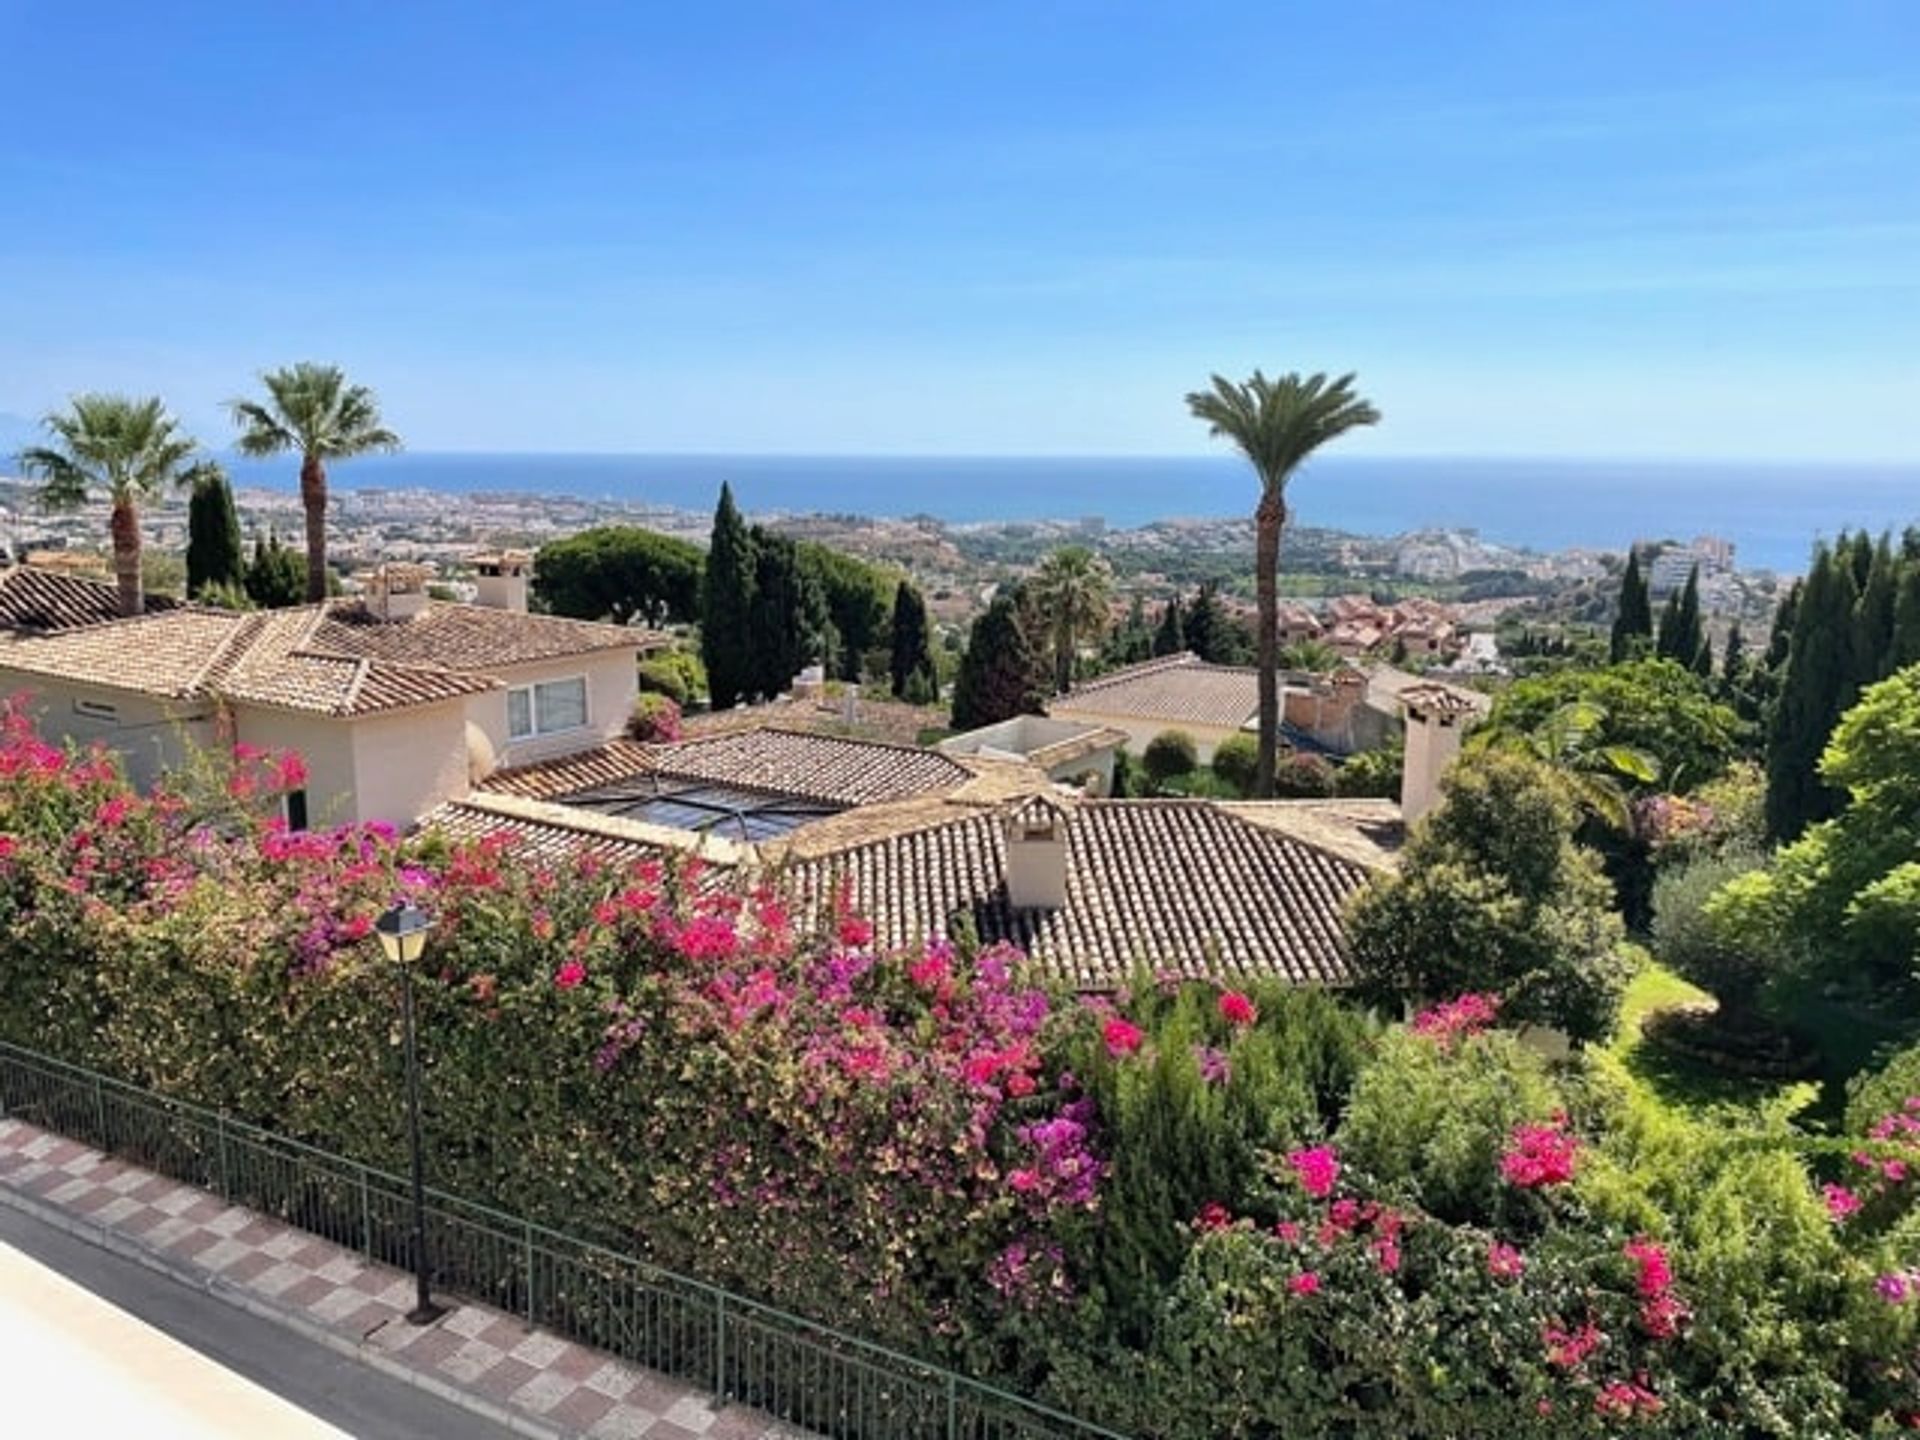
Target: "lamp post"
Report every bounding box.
[375,901,444,1325]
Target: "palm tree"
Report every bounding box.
[1186,371,1380,793]
[1473,700,1659,832]
[18,395,219,617]
[1032,545,1114,693]
[229,364,400,602]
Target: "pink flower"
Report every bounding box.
[1285,1145,1340,1199]
[1639,1292,1689,1339]
[1487,1241,1526,1280]
[555,960,587,990]
[1102,1018,1144,1057]
[1218,990,1257,1027]
[1500,1120,1580,1188]
[1822,1183,1862,1223]
[1410,992,1501,1046]
[1373,1238,1401,1274]
[275,752,308,790]
[1008,1169,1042,1194]
[1542,1320,1603,1370]
[1005,1072,1036,1098]
[0,834,15,861]
[1623,1237,1672,1298]
[1877,1272,1913,1304]
[1594,1380,1662,1419]
[1288,1271,1321,1296]
[837,915,874,948]
[1274,1220,1303,1244]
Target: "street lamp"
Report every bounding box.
[375,901,444,1325]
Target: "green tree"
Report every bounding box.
[1854,533,1898,686]
[1211,733,1259,796]
[19,394,217,617]
[229,363,400,603]
[1102,593,1154,668]
[888,580,937,701]
[1032,546,1113,693]
[1655,564,1703,667]
[1767,541,1861,841]
[798,542,894,682]
[701,484,756,709]
[1151,597,1186,657]
[1610,549,1653,662]
[950,594,1041,729]
[533,526,703,624]
[244,529,306,609]
[1893,562,1920,672]
[1186,370,1380,795]
[184,467,245,599]
[1276,638,1341,673]
[1346,750,1629,1043]
[1481,658,1739,798]
[745,527,825,701]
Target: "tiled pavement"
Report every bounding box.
[0,1117,808,1440]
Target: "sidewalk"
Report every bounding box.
[0,1118,805,1440]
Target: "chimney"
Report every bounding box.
[1399,683,1472,825]
[471,549,531,613]
[366,563,429,621]
[1004,793,1070,910]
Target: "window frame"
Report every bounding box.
[507,674,591,741]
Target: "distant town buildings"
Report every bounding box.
[1643,535,1736,595]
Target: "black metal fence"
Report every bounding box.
[0,1040,1127,1440]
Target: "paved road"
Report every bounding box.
[0,1205,524,1440]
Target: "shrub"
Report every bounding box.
[1272,751,1336,798]
[1142,730,1198,788]
[638,649,705,704]
[1211,733,1258,795]
[1336,744,1403,799]
[1346,751,1630,1043]
[1339,1025,1564,1226]
[626,692,682,742]
[1649,847,1771,1013]
[1848,1042,1920,1137]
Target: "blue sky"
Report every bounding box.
[1,1,1915,459]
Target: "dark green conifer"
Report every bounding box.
[1767,542,1861,840]
[701,483,757,709]
[1152,597,1186,657]
[888,580,937,700]
[185,468,244,598]
[951,594,1041,729]
[1610,550,1653,662]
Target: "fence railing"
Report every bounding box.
[0,1041,1128,1440]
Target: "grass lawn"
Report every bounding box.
[1604,960,1820,1129]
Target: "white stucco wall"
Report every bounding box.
[476,650,638,769]
[1047,704,1244,765]
[1,674,216,791]
[348,704,474,827]
[231,707,360,828]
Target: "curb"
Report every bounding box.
[0,1177,573,1440]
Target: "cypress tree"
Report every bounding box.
[744,527,823,701]
[1186,583,1224,663]
[1610,551,1653,662]
[185,469,244,598]
[1764,579,1801,672]
[1719,622,1744,691]
[889,580,937,700]
[701,484,757,709]
[1152,597,1186,657]
[1892,563,1920,673]
[1854,532,1898,686]
[1654,588,1683,661]
[1657,565,1704,666]
[951,594,1040,729]
[243,529,305,609]
[1767,543,1861,841]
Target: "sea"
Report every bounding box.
[217,453,1920,576]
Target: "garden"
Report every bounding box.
[1,680,1920,1438]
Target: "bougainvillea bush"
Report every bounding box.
[1,707,1918,1433]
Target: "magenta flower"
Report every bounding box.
[1487,1241,1526,1281]
[1217,990,1257,1027]
[1410,992,1501,1046]
[1877,1272,1912,1304]
[1288,1271,1321,1296]
[1822,1183,1862,1223]
[555,960,587,990]
[1102,1018,1144,1057]
[1193,1045,1231,1086]
[1193,1201,1233,1232]
[1500,1120,1580,1188]
[1285,1145,1340,1199]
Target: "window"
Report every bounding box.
[285,789,309,833]
[508,676,589,740]
[73,697,119,722]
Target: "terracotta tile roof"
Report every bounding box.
[1052,653,1258,731]
[1224,799,1406,872]
[313,600,659,670]
[1363,664,1489,719]
[0,565,180,634]
[1397,681,1483,717]
[1024,725,1130,771]
[0,605,496,717]
[482,728,976,809]
[420,786,1378,990]
[781,798,1372,989]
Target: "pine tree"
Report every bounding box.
[1767,542,1862,840]
[951,594,1040,729]
[1854,532,1898,686]
[888,579,937,700]
[1152,597,1186,657]
[1610,551,1653,662]
[701,484,757,709]
[185,469,244,598]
